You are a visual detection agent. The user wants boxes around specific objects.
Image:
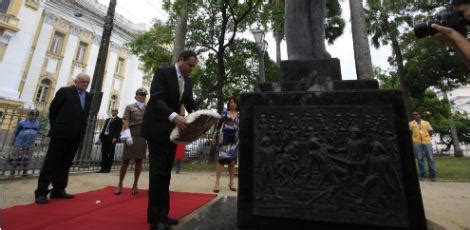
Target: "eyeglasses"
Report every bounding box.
[137,93,147,96]
[412,113,419,116]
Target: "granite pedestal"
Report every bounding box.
[237,59,426,229]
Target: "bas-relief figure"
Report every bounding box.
[252,106,409,227]
[285,0,331,60]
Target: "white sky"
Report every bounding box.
[98,0,392,80]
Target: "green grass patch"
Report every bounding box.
[433,157,470,182]
[179,157,470,181]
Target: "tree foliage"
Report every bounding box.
[325,0,346,44]
[126,21,174,76]
[370,0,470,150]
[365,0,415,117]
[399,32,469,97]
[184,0,262,113]
[190,39,264,109]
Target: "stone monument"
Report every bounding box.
[237,1,427,229]
[285,0,330,60]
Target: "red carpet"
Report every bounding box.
[1,186,216,230]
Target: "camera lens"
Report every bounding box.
[414,22,430,38]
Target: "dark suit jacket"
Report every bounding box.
[142,65,195,141]
[99,116,123,141]
[48,85,91,139]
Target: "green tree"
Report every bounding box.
[375,67,399,90]
[163,0,200,63]
[190,39,262,109]
[126,21,174,78]
[171,2,189,63]
[398,26,469,156]
[399,32,469,97]
[365,0,414,118]
[325,0,346,44]
[259,0,284,64]
[184,0,261,113]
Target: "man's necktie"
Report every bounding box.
[105,118,113,135]
[178,76,184,102]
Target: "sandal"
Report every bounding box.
[114,186,122,195]
[131,187,139,195]
[213,185,220,193]
[229,184,236,191]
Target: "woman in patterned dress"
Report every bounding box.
[213,96,240,193]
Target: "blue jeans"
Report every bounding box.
[413,143,436,178]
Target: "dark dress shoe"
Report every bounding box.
[50,191,74,199]
[34,192,48,204]
[166,217,179,225]
[149,223,171,230]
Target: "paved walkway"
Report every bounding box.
[1,170,469,229]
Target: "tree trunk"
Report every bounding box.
[441,87,464,157]
[171,0,189,63]
[272,0,283,64]
[274,30,282,64]
[390,37,412,120]
[208,0,229,163]
[216,0,228,114]
[383,17,412,120]
[349,0,373,80]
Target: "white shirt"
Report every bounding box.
[136,101,145,110]
[169,64,184,122]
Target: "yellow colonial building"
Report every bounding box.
[0,0,150,118]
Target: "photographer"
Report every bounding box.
[432,0,470,69]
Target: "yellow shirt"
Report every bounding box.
[409,120,433,144]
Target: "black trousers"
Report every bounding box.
[100,136,116,171]
[36,138,80,194]
[147,140,177,224]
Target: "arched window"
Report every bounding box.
[107,95,118,114]
[35,79,51,103]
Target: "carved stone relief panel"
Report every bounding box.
[252,105,408,227]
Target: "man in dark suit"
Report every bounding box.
[142,50,197,230]
[34,73,91,204]
[98,108,123,173]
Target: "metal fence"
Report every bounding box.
[184,132,214,163]
[0,104,117,178]
[0,103,217,178]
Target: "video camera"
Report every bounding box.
[414,8,468,38]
